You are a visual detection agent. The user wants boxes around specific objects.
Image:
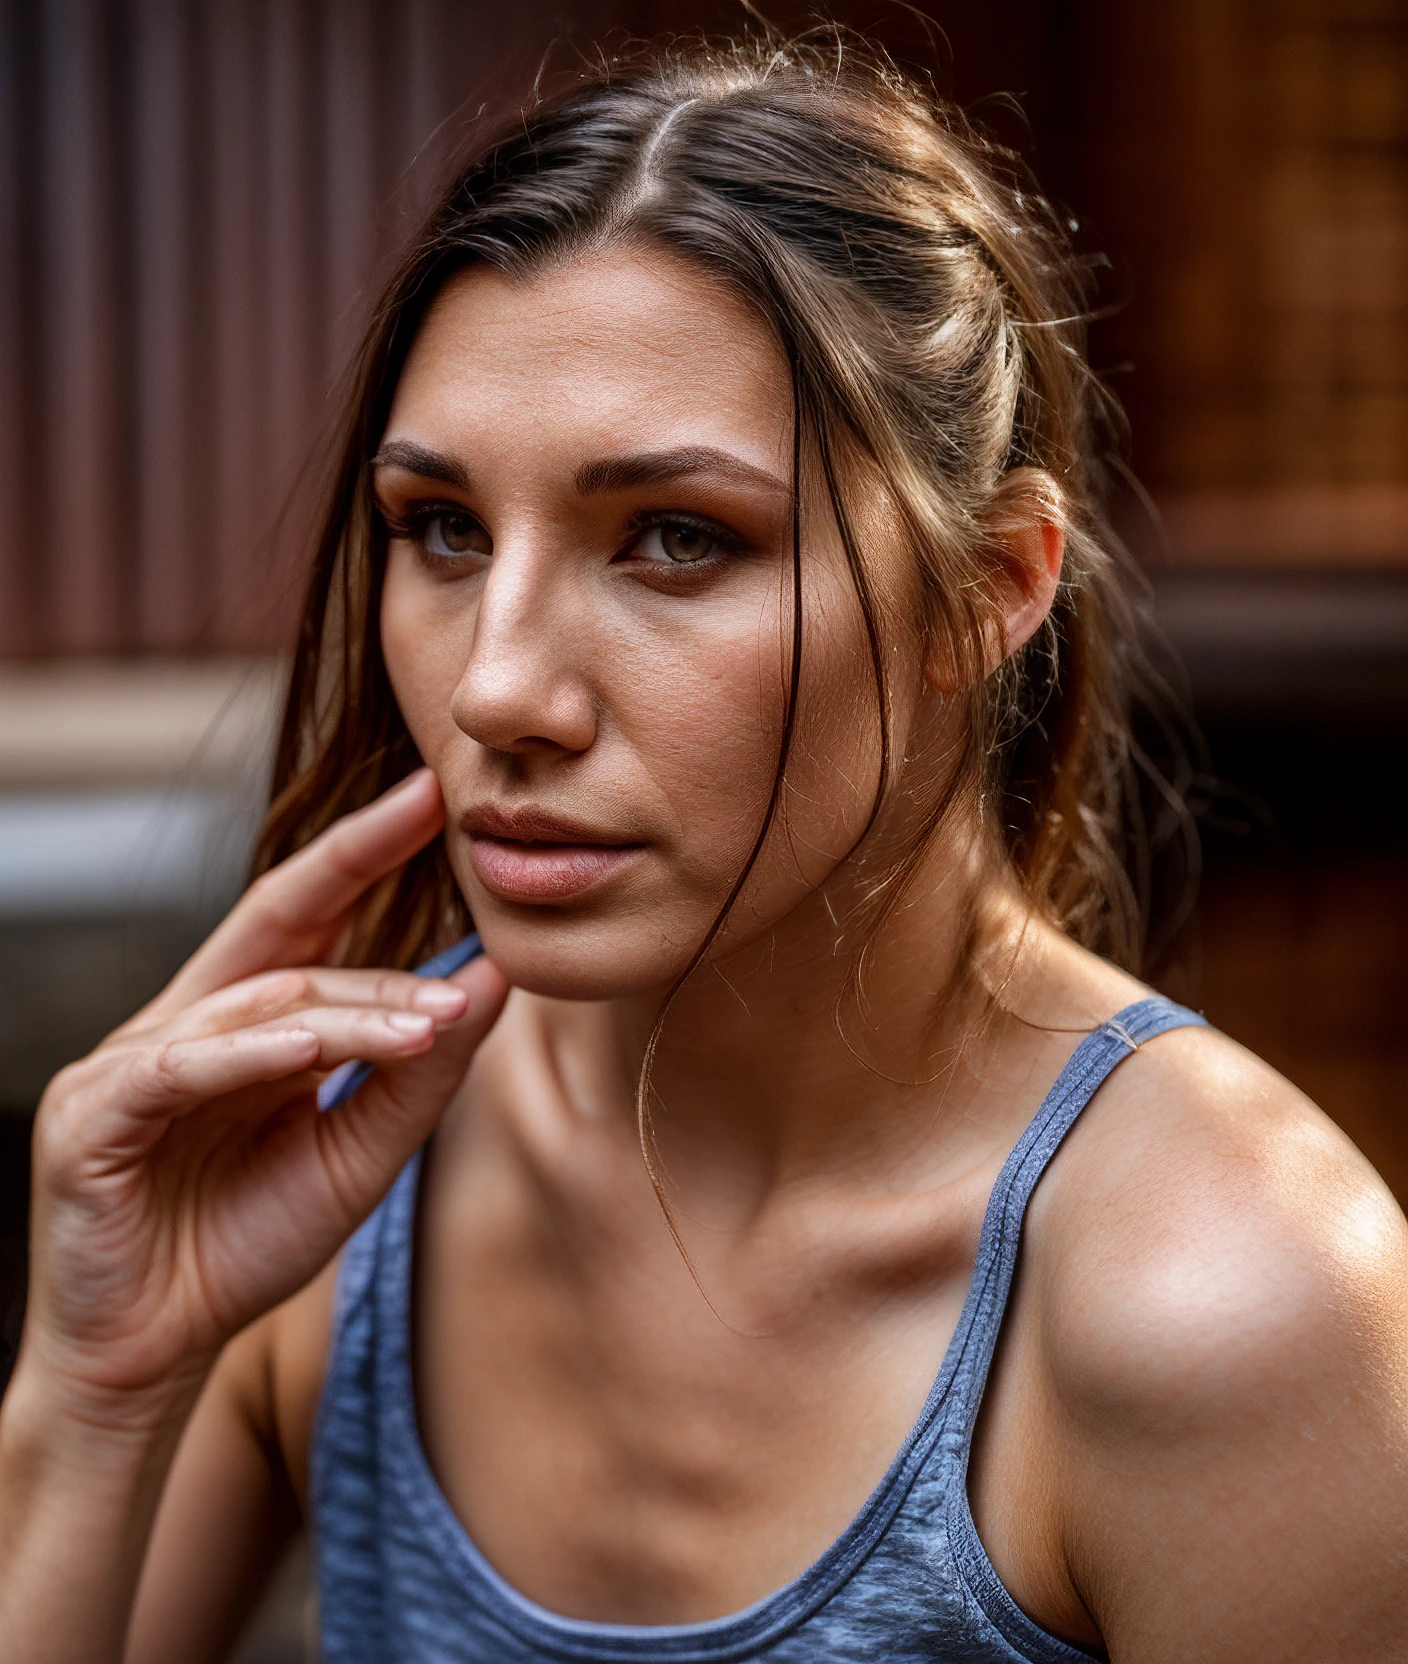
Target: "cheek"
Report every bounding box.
[615,591,787,877]
[379,555,465,764]
[632,571,891,936]
[770,569,891,881]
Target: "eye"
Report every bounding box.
[628,516,739,567]
[417,509,491,562]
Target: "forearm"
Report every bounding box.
[0,1361,204,1664]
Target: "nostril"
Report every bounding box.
[451,674,598,758]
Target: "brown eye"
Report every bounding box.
[422,511,491,560]
[636,520,724,565]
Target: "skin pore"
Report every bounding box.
[111,245,1408,1664]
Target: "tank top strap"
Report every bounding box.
[943,994,1208,1444]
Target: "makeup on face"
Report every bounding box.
[461,803,647,904]
[468,839,643,903]
[377,253,888,1001]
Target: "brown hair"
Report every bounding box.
[254,29,1194,985]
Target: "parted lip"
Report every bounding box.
[459,802,642,846]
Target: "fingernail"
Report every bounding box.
[386,1010,434,1036]
[412,983,468,1018]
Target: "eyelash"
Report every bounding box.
[377,501,751,574]
[620,510,749,567]
[379,501,475,543]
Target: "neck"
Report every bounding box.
[578,833,1043,1222]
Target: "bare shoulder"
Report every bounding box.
[1026,1020,1408,1660]
[1037,1022,1408,1411]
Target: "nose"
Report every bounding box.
[449,538,598,759]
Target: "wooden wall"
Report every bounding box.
[0,0,665,656]
[1,0,1404,657]
[1084,0,1408,564]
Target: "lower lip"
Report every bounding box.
[467,836,644,902]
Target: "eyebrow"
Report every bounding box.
[371,438,790,503]
[575,446,789,501]
[370,439,471,490]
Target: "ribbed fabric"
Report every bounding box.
[311,996,1206,1662]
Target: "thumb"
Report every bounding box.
[318,954,510,1209]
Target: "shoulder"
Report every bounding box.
[1026,1020,1408,1657]
[1035,1020,1407,1417]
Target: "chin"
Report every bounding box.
[467,905,692,1003]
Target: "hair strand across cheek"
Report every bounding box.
[254,24,1197,1001]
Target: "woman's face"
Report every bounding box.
[378,247,926,1000]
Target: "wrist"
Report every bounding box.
[1,1348,206,1475]
[0,1359,200,1664]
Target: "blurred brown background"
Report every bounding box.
[0,1,1405,1654]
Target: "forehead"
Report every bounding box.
[389,247,792,469]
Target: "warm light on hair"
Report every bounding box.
[255,28,1195,982]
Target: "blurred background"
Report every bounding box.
[1,0,1405,1657]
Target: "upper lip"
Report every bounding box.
[460,802,641,846]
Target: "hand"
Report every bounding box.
[19,769,507,1419]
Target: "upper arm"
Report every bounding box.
[123,1318,299,1664]
[124,1262,336,1664]
[1045,1031,1408,1663]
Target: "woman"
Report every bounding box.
[2,35,1405,1664]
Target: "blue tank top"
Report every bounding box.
[311,995,1205,1662]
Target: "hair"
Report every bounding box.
[254,27,1196,1002]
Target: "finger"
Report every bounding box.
[117,1026,325,1121]
[251,1004,459,1070]
[312,956,510,1213]
[169,959,510,1313]
[274,966,469,1017]
[116,992,467,1126]
[147,769,444,1019]
[149,966,469,1044]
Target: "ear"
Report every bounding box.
[995,513,1064,659]
[922,469,1065,693]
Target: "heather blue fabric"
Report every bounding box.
[311,996,1206,1662]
